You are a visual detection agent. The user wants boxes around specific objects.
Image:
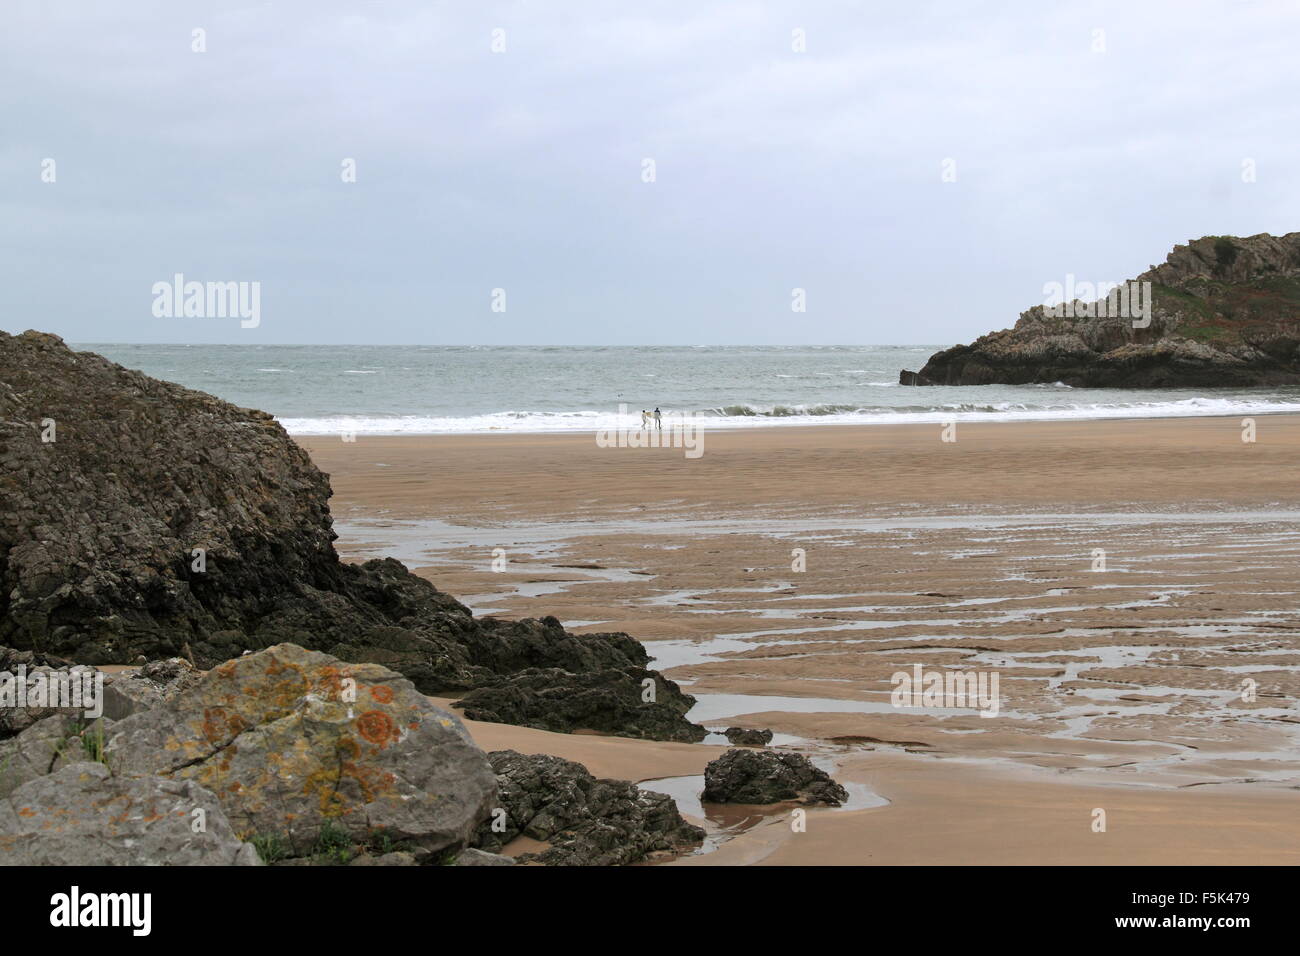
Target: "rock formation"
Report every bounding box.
[455,666,704,742]
[702,749,848,806]
[0,331,703,742]
[900,233,1300,387]
[470,749,705,865]
[724,726,773,746]
[103,643,498,859]
[0,762,261,865]
[0,644,498,865]
[0,643,711,866]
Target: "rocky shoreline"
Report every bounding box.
[0,331,730,865]
[900,232,1300,387]
[0,644,717,866]
[0,330,702,742]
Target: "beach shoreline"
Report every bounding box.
[301,414,1300,865]
[280,407,1300,438]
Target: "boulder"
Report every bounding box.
[104,643,497,862]
[0,762,259,865]
[453,847,514,866]
[702,749,848,806]
[0,713,112,798]
[724,726,774,746]
[455,666,705,742]
[471,750,705,865]
[349,851,418,867]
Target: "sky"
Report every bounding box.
[2,0,1298,345]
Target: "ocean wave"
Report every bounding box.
[278,397,1300,436]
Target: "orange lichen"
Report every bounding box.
[355,710,398,747]
[201,706,248,743]
[315,666,347,699]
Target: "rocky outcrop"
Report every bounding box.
[724,726,773,746]
[455,666,705,742]
[702,749,848,806]
[0,762,260,865]
[470,750,705,865]
[900,233,1300,387]
[0,331,702,741]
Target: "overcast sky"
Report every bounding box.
[2,0,1297,345]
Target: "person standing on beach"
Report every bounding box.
[641,409,651,428]
[653,407,662,430]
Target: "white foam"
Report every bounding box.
[279,397,1300,436]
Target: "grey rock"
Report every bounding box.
[0,713,114,798]
[702,748,848,806]
[0,649,103,738]
[724,726,774,746]
[455,666,706,742]
[471,750,704,866]
[101,657,201,720]
[104,643,497,863]
[453,847,514,866]
[100,676,163,721]
[349,851,418,867]
[0,762,259,865]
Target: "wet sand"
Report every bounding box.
[300,416,1300,865]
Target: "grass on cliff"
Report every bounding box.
[1154,283,1215,320]
[1155,275,1300,344]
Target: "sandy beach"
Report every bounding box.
[301,415,1300,865]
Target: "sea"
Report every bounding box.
[79,343,1300,436]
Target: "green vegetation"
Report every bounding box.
[370,829,407,856]
[1252,275,1300,303]
[48,719,110,769]
[1153,283,1214,320]
[247,823,414,865]
[311,819,355,865]
[1180,325,1233,344]
[250,833,289,864]
[1156,271,1300,347]
[80,720,107,764]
